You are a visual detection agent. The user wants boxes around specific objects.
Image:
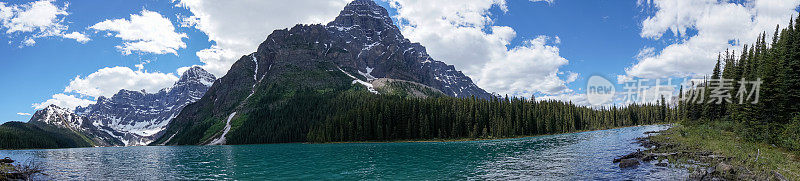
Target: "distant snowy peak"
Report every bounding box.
[74,66,216,146]
[177,66,216,87]
[29,105,85,131]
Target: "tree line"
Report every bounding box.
[679,15,800,151]
[306,90,672,143]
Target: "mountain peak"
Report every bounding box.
[43,104,64,110]
[328,0,396,35]
[348,0,381,8]
[177,66,216,87]
[29,104,84,130]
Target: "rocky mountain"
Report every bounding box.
[75,66,216,146]
[325,0,491,99]
[28,105,85,131]
[153,0,492,146]
[0,105,119,149]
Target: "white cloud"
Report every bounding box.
[64,66,180,98]
[627,0,800,79]
[22,37,36,46]
[389,0,574,96]
[193,45,239,76]
[90,10,187,55]
[530,0,554,4]
[32,93,94,110]
[174,0,351,76]
[16,112,31,116]
[0,0,67,35]
[478,36,574,95]
[61,31,89,43]
[0,0,90,45]
[176,66,192,75]
[32,65,181,111]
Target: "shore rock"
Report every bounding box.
[772,171,787,181]
[614,150,643,163]
[689,168,709,180]
[712,162,734,175]
[0,157,13,164]
[619,158,640,168]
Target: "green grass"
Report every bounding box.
[650,121,800,179]
[200,117,225,142]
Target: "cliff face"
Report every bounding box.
[322,0,491,99]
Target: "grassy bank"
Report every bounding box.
[647,122,799,180]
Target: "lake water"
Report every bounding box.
[0,125,687,180]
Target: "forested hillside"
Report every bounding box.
[679,16,800,151]
[307,91,672,143]
[0,122,93,149]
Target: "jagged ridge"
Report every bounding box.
[75,66,216,146]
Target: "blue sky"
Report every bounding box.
[1,0,798,123]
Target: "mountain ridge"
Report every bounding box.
[75,66,216,146]
[0,66,216,149]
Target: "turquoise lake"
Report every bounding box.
[0,125,687,180]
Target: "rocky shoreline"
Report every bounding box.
[614,129,789,180]
[0,157,42,180]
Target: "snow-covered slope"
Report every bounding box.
[75,66,216,146]
[27,105,121,146]
[29,105,86,132]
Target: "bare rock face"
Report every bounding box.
[321,0,492,99]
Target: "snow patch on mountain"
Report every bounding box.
[208,112,236,145]
[30,105,85,132]
[358,66,376,81]
[338,67,378,94]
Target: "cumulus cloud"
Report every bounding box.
[479,36,574,95]
[16,112,31,116]
[90,10,187,55]
[32,93,94,110]
[530,0,554,4]
[61,31,89,43]
[64,66,180,98]
[626,0,800,79]
[389,0,574,96]
[32,66,181,111]
[0,0,90,45]
[174,0,351,76]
